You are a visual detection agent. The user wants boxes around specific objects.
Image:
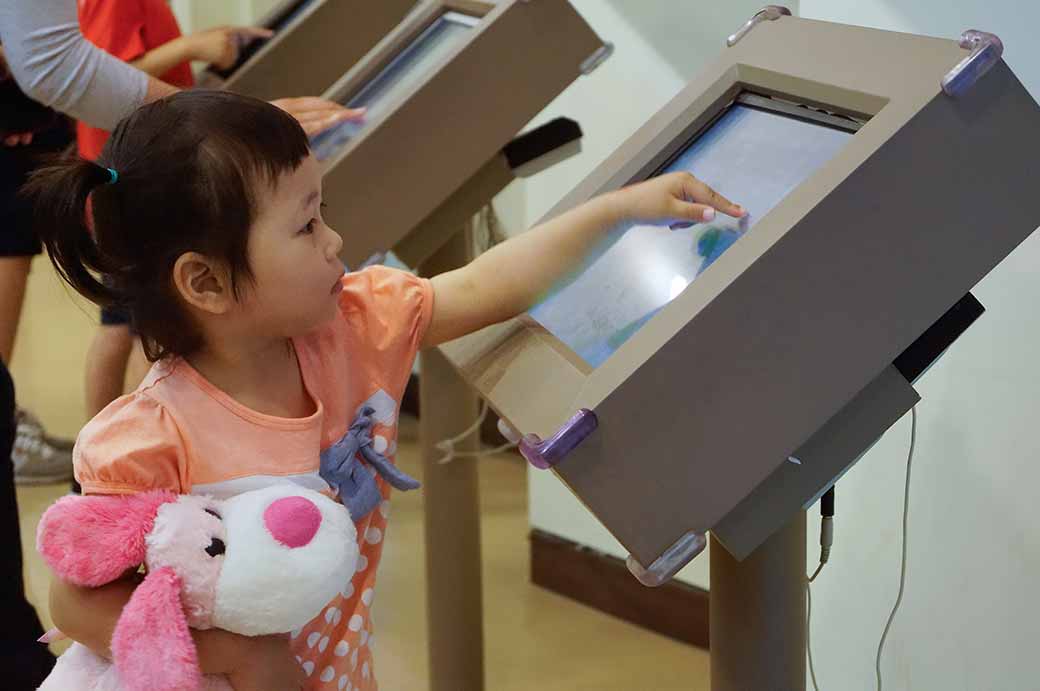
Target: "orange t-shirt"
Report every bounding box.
[77,0,196,161]
[74,266,434,690]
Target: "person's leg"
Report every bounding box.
[125,336,151,393]
[2,123,76,488]
[7,256,75,487]
[1,111,71,366]
[0,256,32,366]
[85,322,133,420]
[0,130,40,372]
[0,360,57,689]
[3,255,76,489]
[76,319,133,495]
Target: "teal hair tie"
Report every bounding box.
[105,167,118,185]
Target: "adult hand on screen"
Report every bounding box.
[270,97,366,137]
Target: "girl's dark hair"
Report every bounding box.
[22,90,310,361]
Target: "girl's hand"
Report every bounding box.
[189,26,274,70]
[225,634,305,691]
[270,97,367,137]
[612,171,745,228]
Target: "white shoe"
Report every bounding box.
[12,408,74,485]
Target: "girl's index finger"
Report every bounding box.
[681,175,746,218]
[699,185,745,218]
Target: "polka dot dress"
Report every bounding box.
[293,487,389,690]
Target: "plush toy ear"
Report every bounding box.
[111,566,201,691]
[36,490,177,586]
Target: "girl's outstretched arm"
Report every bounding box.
[422,172,744,348]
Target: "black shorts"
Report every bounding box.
[99,275,133,328]
[100,304,132,327]
[0,123,74,258]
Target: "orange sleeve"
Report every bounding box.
[74,392,190,495]
[338,266,435,377]
[79,0,149,63]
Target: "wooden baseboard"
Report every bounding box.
[529,529,709,649]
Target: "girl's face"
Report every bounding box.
[238,153,346,337]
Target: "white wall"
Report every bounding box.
[796,4,1040,690]
[170,0,279,36]
[508,1,793,589]
[169,0,193,31]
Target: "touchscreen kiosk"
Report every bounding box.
[440,14,1040,586]
[314,0,611,268]
[309,10,478,161]
[196,0,416,102]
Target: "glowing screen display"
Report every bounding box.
[529,98,855,368]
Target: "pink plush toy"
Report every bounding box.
[36,484,359,691]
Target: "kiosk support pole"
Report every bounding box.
[418,226,486,691]
[710,510,806,691]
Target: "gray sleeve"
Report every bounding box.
[0,0,148,130]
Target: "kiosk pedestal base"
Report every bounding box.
[710,511,807,691]
[419,228,486,691]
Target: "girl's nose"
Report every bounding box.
[326,227,344,261]
[263,496,322,548]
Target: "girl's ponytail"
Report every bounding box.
[22,157,119,306]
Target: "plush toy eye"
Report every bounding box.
[205,537,226,557]
[204,508,222,520]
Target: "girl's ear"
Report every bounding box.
[111,566,201,691]
[36,490,178,587]
[172,251,233,315]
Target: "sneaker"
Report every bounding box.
[16,408,76,449]
[12,408,74,486]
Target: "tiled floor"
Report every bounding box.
[13,256,710,690]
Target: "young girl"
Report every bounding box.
[77,0,271,443]
[26,89,743,691]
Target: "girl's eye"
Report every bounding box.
[298,202,325,235]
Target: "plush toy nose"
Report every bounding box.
[263,496,322,548]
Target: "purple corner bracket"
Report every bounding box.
[941,30,1004,97]
[519,409,598,469]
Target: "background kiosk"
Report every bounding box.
[437,8,1040,690]
[314,0,611,268]
[312,2,611,688]
[196,0,416,101]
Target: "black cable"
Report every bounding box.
[821,486,835,518]
[808,485,835,691]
